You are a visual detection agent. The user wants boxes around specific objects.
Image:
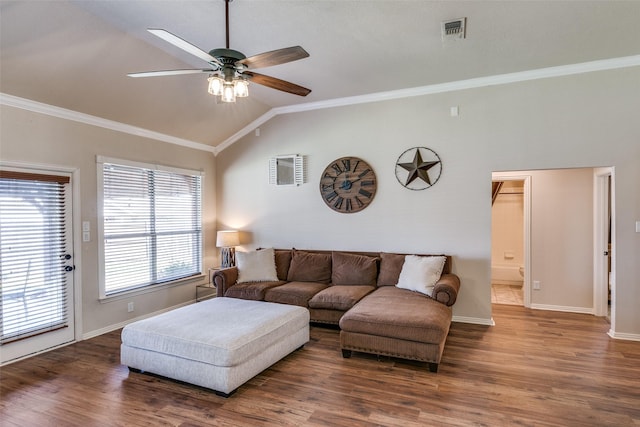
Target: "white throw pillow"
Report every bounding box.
[236,248,278,283]
[396,255,447,296]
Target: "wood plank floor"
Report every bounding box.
[1,304,639,426]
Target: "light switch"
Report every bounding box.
[636,221,640,233]
[83,231,90,242]
[82,221,90,232]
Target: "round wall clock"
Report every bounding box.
[395,147,442,190]
[319,156,377,213]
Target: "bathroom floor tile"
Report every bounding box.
[491,284,523,306]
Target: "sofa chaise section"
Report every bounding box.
[212,248,460,371]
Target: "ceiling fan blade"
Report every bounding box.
[147,29,223,67]
[237,46,309,69]
[243,71,311,97]
[128,69,215,78]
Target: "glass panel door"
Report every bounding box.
[0,169,75,364]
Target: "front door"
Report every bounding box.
[0,168,75,364]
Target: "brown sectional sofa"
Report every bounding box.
[212,248,460,372]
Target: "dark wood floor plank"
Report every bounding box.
[1,304,640,426]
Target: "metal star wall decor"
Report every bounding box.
[395,147,442,190]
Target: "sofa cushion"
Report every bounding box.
[264,281,329,307]
[274,249,292,281]
[377,252,406,286]
[308,285,375,311]
[396,255,447,297]
[224,281,287,300]
[286,250,332,284]
[339,286,452,344]
[331,252,378,286]
[236,248,278,283]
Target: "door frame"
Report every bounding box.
[593,167,615,324]
[0,161,82,365]
[491,173,532,308]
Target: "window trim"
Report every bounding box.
[96,156,204,299]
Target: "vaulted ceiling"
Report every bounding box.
[2,1,640,152]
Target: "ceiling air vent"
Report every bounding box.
[441,17,467,41]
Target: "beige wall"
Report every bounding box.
[529,168,594,310]
[0,105,217,337]
[216,67,640,333]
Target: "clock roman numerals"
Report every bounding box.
[323,172,336,181]
[341,158,351,172]
[358,168,371,179]
[358,189,372,198]
[333,196,344,210]
[361,180,374,187]
[325,191,338,203]
[331,163,342,175]
[321,183,334,192]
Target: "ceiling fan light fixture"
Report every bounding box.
[131,1,310,102]
[234,79,249,97]
[221,82,236,103]
[207,75,224,96]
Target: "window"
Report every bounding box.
[97,157,202,297]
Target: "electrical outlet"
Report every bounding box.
[127,302,134,312]
[533,281,541,290]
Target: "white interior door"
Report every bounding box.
[0,168,75,364]
[593,168,614,321]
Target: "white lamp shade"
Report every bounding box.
[216,230,239,247]
[207,76,223,96]
[234,79,249,97]
[221,83,236,103]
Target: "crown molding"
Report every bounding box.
[3,55,639,156]
[213,109,278,155]
[0,93,216,154]
[216,54,640,154]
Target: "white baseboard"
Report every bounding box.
[453,315,495,326]
[82,300,194,340]
[529,304,593,315]
[608,330,640,342]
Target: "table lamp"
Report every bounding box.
[216,230,240,268]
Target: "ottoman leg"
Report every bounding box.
[428,362,439,373]
[341,349,352,358]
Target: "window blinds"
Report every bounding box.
[0,171,70,344]
[100,161,202,296]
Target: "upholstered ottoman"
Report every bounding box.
[121,297,309,396]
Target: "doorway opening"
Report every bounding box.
[491,168,614,321]
[491,175,530,307]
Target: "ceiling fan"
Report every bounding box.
[128,0,311,102]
